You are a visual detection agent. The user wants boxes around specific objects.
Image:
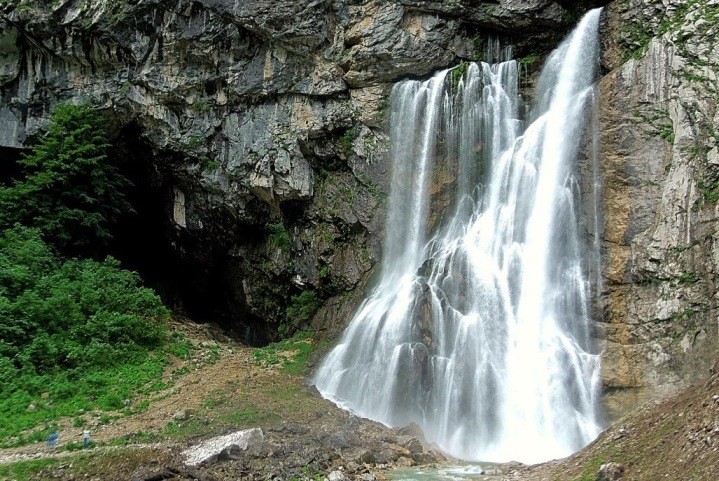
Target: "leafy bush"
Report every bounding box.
[281,291,322,336]
[267,223,292,252]
[0,226,169,443]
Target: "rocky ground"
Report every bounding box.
[0,321,451,481]
[1,322,718,481]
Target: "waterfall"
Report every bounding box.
[312,9,604,464]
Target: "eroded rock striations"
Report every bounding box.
[1,0,716,396]
[598,0,719,390]
[0,0,585,343]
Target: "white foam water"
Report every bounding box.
[313,9,605,464]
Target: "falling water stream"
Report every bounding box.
[313,9,604,464]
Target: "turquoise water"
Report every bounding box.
[386,465,503,481]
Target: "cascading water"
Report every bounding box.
[312,9,604,464]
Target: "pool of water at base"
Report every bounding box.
[386,464,505,481]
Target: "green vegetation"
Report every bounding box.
[632,107,674,144]
[0,102,176,448]
[519,53,540,66]
[190,99,212,113]
[471,36,485,62]
[340,128,359,157]
[198,155,220,172]
[377,97,391,121]
[620,0,719,61]
[0,457,62,481]
[0,103,130,256]
[283,291,322,335]
[268,223,292,252]
[253,330,323,376]
[0,226,170,446]
[318,265,331,279]
[697,178,719,204]
[450,61,469,89]
[677,272,698,284]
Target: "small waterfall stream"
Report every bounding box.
[313,9,604,464]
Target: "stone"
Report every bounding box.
[173,410,187,421]
[596,0,719,392]
[597,462,625,481]
[400,437,424,455]
[395,456,414,467]
[3,0,718,400]
[326,471,349,481]
[182,428,264,466]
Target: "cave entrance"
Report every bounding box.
[109,123,262,344]
[0,146,24,185]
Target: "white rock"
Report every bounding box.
[182,428,263,466]
[327,471,349,481]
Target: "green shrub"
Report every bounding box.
[285,291,321,325]
[0,103,130,255]
[0,226,170,443]
[268,223,292,252]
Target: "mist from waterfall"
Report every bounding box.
[312,9,604,464]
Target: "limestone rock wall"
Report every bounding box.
[598,0,719,389]
[0,0,584,341]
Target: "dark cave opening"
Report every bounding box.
[108,124,266,346]
[0,146,24,185]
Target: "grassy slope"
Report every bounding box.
[0,325,332,480]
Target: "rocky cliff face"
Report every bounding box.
[598,0,719,390]
[1,0,716,392]
[0,0,587,342]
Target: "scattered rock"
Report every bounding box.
[395,456,414,467]
[597,462,625,481]
[173,410,187,421]
[400,437,424,454]
[327,470,349,481]
[182,428,264,466]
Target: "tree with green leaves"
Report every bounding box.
[0,103,130,254]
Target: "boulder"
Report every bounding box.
[182,428,264,466]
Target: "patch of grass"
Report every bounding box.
[202,389,229,409]
[253,331,322,375]
[572,444,619,481]
[198,155,220,172]
[678,272,698,284]
[268,223,292,252]
[164,417,211,439]
[340,128,359,157]
[190,100,212,113]
[0,353,169,447]
[221,408,280,427]
[519,52,540,66]
[0,458,61,481]
[168,332,195,360]
[450,61,469,89]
